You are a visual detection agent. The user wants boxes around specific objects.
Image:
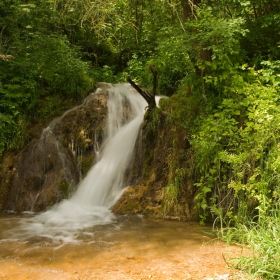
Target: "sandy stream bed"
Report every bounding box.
[0,215,248,280]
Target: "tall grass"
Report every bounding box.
[220,211,280,279]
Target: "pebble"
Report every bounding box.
[203,274,230,280]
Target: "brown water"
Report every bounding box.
[0,214,245,280]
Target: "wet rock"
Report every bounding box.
[0,153,18,212]
[111,185,148,214]
[112,107,195,220]
[3,83,111,212]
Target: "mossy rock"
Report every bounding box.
[111,185,147,214]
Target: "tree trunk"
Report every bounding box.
[180,0,201,21]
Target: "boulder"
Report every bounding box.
[4,83,110,212]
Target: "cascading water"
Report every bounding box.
[5,84,146,243]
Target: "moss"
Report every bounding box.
[142,152,153,179]
[96,124,104,134]
[142,107,162,141]
[111,185,147,214]
[0,182,8,212]
[58,182,69,197]
[114,201,142,214]
[162,183,178,215]
[48,201,54,208]
[79,154,94,177]
[143,205,162,216]
[142,107,164,180]
[138,100,194,220]
[62,139,68,147]
[123,203,139,213]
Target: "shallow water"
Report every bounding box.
[0,214,244,280]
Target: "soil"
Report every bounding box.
[0,215,249,280]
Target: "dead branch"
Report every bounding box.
[127,77,156,109]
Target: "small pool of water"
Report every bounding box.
[0,214,243,280]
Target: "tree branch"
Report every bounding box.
[127,77,156,109]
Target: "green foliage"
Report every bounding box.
[120,54,153,88]
[0,0,94,159]
[24,34,94,98]
[58,182,69,198]
[142,107,162,179]
[162,168,185,217]
[142,107,162,140]
[192,71,280,221]
[158,95,192,217]
[219,212,280,279]
[0,114,13,157]
[162,183,179,215]
[40,96,64,119]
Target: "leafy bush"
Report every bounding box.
[191,70,280,222]
[25,34,94,98]
[0,1,95,159]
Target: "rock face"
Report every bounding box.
[0,153,18,212]
[4,83,111,212]
[112,108,195,220]
[1,83,195,220]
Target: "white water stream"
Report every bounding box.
[5,84,147,243]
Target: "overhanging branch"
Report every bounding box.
[126,77,156,109]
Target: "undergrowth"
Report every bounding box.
[217,210,280,280]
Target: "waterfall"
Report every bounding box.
[7,84,146,243]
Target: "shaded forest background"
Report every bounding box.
[1,0,280,278]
